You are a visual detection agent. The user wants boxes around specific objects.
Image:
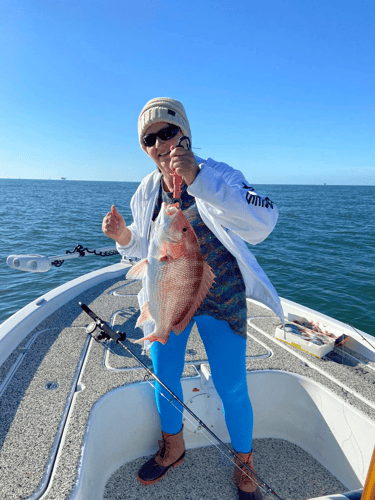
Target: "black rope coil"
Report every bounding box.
[51,244,119,268]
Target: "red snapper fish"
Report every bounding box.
[127,201,215,345]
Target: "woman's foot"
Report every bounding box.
[137,426,185,485]
[233,451,263,500]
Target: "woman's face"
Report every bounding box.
[143,121,183,176]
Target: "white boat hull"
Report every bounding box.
[1,262,374,500]
[71,370,375,499]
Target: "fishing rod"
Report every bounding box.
[78,302,284,500]
[6,244,121,273]
[348,324,375,354]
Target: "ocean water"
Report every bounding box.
[0,179,374,336]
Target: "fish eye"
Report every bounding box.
[183,227,188,232]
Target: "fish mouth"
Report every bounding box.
[155,202,178,228]
[155,202,182,242]
[164,203,179,216]
[159,203,178,228]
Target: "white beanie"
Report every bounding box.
[138,97,191,150]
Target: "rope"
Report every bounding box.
[51,244,119,267]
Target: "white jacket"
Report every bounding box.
[117,156,284,337]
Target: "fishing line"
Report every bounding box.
[150,376,278,499]
[348,324,375,354]
[105,341,277,498]
[79,303,283,499]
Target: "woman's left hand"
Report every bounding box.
[169,146,199,186]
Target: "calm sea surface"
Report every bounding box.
[0,179,374,336]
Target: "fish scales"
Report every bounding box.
[127,201,215,344]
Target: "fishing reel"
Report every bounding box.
[78,302,282,499]
[80,302,126,343]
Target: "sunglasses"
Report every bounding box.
[142,124,180,148]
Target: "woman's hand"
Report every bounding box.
[169,146,199,186]
[102,205,131,246]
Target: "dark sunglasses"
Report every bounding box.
[142,124,180,148]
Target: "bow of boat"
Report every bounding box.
[0,261,374,500]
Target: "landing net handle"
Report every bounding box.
[78,302,284,500]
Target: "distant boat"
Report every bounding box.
[61,177,66,180]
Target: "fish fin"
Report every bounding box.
[158,242,170,262]
[135,302,154,328]
[134,332,169,345]
[126,258,148,280]
[173,262,215,335]
[172,318,193,336]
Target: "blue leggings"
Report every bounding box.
[150,315,253,453]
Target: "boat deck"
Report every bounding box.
[103,439,346,500]
[0,267,374,499]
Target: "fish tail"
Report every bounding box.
[134,331,170,345]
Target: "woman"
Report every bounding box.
[102,97,283,500]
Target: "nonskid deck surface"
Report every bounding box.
[104,439,346,500]
[0,270,374,499]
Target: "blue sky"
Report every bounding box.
[1,0,374,185]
